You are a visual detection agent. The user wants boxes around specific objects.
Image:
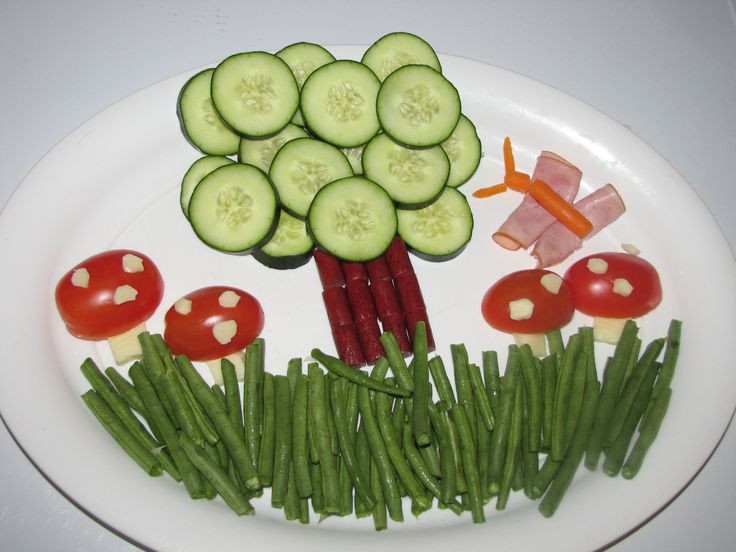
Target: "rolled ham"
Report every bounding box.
[493,151,582,250]
[532,183,626,267]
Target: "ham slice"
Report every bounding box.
[493,151,582,250]
[532,183,626,267]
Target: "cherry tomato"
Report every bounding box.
[481,269,574,334]
[164,286,264,361]
[55,250,164,340]
[564,252,662,318]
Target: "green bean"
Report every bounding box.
[309,461,323,514]
[482,350,502,414]
[356,385,403,522]
[539,378,600,517]
[518,375,538,499]
[390,396,406,446]
[623,386,673,479]
[160,367,205,447]
[379,331,414,391]
[129,363,205,498]
[221,358,244,441]
[651,319,682,400]
[529,455,561,499]
[488,345,521,495]
[375,390,432,510]
[80,358,179,480]
[138,332,177,423]
[427,402,456,504]
[370,459,388,531]
[310,349,410,397]
[179,434,254,515]
[452,344,477,444]
[562,351,588,456]
[259,373,276,487]
[354,422,373,519]
[323,374,340,455]
[603,360,660,477]
[338,455,353,516]
[330,376,375,508]
[438,401,467,493]
[541,354,557,452]
[604,338,665,447]
[518,344,542,452]
[292,373,312,498]
[167,358,219,446]
[475,399,492,502]
[468,362,495,431]
[622,337,642,388]
[585,319,639,470]
[271,375,293,508]
[81,390,163,476]
[412,321,432,446]
[104,366,145,415]
[496,382,522,510]
[450,402,485,522]
[546,328,565,357]
[307,364,341,514]
[175,355,260,490]
[243,340,263,475]
[429,355,456,404]
[551,333,582,461]
[284,461,302,521]
[200,442,221,499]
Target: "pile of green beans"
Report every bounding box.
[80,319,681,528]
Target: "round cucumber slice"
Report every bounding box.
[253,210,314,270]
[211,51,299,137]
[362,133,449,208]
[188,163,279,254]
[177,68,240,155]
[300,60,381,148]
[361,32,442,81]
[377,64,461,148]
[307,176,398,261]
[180,155,236,218]
[441,114,482,188]
[269,137,354,219]
[397,186,473,261]
[238,123,309,173]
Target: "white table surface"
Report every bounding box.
[1,1,734,550]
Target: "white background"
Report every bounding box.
[1,1,734,550]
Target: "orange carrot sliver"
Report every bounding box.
[528,179,594,238]
[505,171,531,193]
[472,183,507,198]
[503,136,516,174]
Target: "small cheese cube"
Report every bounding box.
[71,268,90,288]
[174,297,192,315]
[509,298,534,321]
[219,290,241,308]
[212,320,237,345]
[587,258,608,274]
[613,278,634,297]
[621,243,640,256]
[113,285,138,305]
[540,273,563,295]
[122,253,144,273]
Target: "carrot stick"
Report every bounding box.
[528,179,593,238]
[473,183,507,198]
[505,171,531,193]
[503,137,516,174]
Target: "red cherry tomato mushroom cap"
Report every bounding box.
[563,252,662,318]
[164,286,264,361]
[481,269,574,334]
[55,249,164,340]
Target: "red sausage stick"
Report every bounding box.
[314,249,345,289]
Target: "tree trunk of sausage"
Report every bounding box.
[346,279,384,364]
[384,235,414,279]
[321,277,365,367]
[394,271,436,352]
[369,278,411,355]
[314,249,345,289]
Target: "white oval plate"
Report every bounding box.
[1,46,734,552]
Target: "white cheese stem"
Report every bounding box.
[512,333,547,357]
[206,352,245,386]
[107,322,146,365]
[593,316,628,344]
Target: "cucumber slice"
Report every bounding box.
[253,210,314,269]
[269,137,354,219]
[188,163,279,254]
[362,133,449,208]
[180,155,235,218]
[276,42,336,127]
[177,69,240,155]
[307,176,397,261]
[361,32,442,81]
[397,186,473,261]
[441,114,482,188]
[211,51,299,137]
[377,64,461,148]
[300,60,381,148]
[238,123,309,172]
